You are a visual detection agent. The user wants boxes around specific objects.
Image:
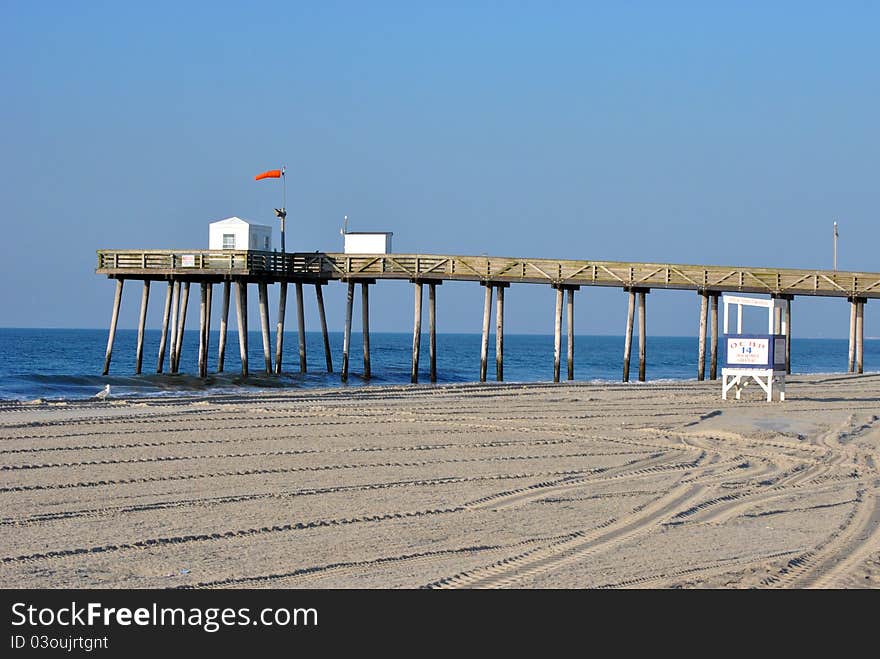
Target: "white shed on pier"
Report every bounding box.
[340,216,393,254]
[209,217,273,251]
[343,232,393,254]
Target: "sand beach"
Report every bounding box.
[1,374,878,589]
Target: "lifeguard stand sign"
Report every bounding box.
[721,295,788,402]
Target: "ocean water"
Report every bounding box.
[0,328,876,401]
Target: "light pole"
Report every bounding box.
[833,220,838,271]
[274,166,287,254]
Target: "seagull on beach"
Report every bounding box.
[95,384,111,400]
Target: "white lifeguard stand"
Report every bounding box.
[721,295,788,402]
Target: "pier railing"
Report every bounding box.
[97,250,880,298]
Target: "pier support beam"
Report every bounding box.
[157,281,173,374]
[217,281,230,373]
[296,281,307,374]
[567,287,576,381]
[553,286,563,383]
[257,281,272,374]
[135,280,150,375]
[553,285,579,382]
[361,282,371,379]
[169,281,181,371]
[235,281,248,377]
[102,279,124,375]
[173,282,190,374]
[168,281,180,374]
[709,293,719,380]
[205,283,212,371]
[341,281,355,382]
[429,282,439,383]
[496,284,506,381]
[848,298,857,373]
[412,281,423,383]
[274,282,287,375]
[480,284,493,383]
[785,297,791,375]
[198,282,208,378]
[197,282,212,378]
[623,288,649,382]
[622,289,635,382]
[697,292,709,381]
[855,298,866,374]
[772,294,793,375]
[478,282,508,382]
[315,282,332,373]
[638,290,647,382]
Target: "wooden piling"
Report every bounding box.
[697,292,708,381]
[102,279,124,375]
[198,282,208,378]
[361,282,371,379]
[173,282,190,373]
[622,289,635,382]
[341,281,354,382]
[135,280,150,375]
[567,288,575,381]
[429,283,437,383]
[848,298,857,373]
[412,282,423,383]
[235,281,248,377]
[157,281,173,373]
[709,294,719,380]
[480,284,493,383]
[785,297,791,375]
[315,283,333,373]
[205,283,212,369]
[296,281,307,373]
[274,282,287,375]
[638,290,647,382]
[495,284,505,381]
[168,280,180,373]
[553,286,563,383]
[217,281,230,373]
[257,281,272,374]
[856,299,864,374]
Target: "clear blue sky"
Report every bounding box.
[1,1,877,337]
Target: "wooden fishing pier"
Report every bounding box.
[95,250,877,382]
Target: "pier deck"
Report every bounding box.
[97,250,880,298]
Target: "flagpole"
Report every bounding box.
[281,166,287,254]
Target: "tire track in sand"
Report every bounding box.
[0,469,596,526]
[423,480,709,589]
[0,450,629,493]
[0,506,467,565]
[761,485,880,588]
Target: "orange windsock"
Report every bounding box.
[255,169,282,180]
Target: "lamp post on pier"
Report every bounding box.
[275,167,287,253]
[833,220,838,271]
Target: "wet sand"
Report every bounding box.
[1,373,879,588]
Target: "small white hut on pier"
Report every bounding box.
[209,217,273,251]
